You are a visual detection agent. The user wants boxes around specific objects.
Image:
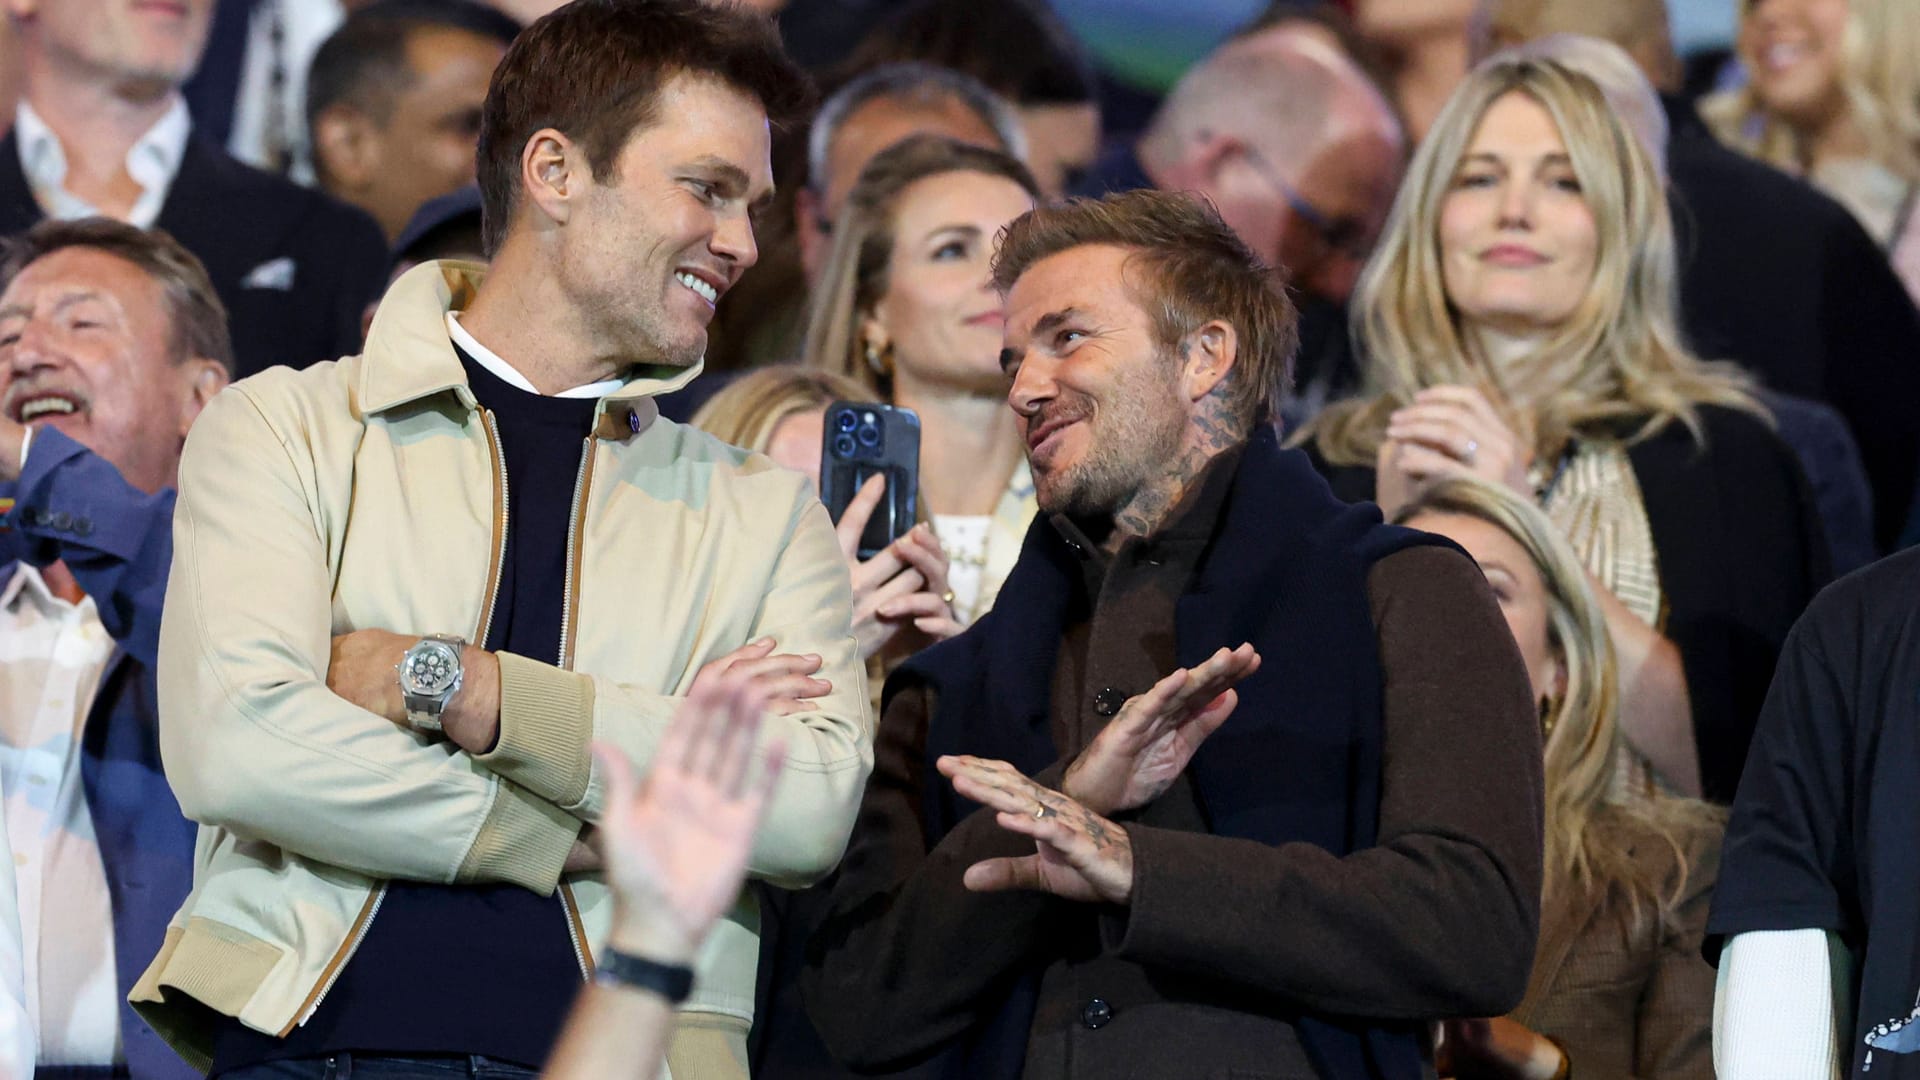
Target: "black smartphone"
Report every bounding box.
[819,401,920,560]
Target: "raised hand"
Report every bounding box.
[938,755,1133,905]
[593,672,786,963]
[1062,644,1260,816]
[1378,385,1535,516]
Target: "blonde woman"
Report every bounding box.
[1704,0,1920,304]
[1399,476,1721,1080]
[1301,55,1826,803]
[800,134,1041,626]
[692,365,962,663]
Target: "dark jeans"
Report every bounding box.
[216,1054,540,1080]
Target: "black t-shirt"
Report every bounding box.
[1707,546,1920,1077]
[211,345,595,1071]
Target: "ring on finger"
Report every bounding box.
[1461,438,1479,466]
[1034,802,1056,820]
[941,589,956,606]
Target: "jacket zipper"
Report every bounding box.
[555,435,597,979]
[559,883,595,979]
[289,406,514,1028]
[556,437,594,671]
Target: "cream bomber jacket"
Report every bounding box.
[131,262,874,1072]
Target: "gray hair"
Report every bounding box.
[808,61,1028,194]
[1500,34,1668,175]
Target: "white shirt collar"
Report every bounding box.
[445,312,627,400]
[15,97,193,229]
[2,562,94,620]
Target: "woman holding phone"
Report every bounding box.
[693,366,961,667]
[800,134,1042,626]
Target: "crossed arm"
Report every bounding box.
[160,389,869,893]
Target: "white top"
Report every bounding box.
[0,798,34,1078]
[0,564,121,1066]
[1714,928,1847,1079]
[447,312,628,399]
[931,514,990,624]
[226,0,346,181]
[15,98,192,229]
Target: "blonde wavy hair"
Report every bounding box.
[1703,0,1920,183]
[690,364,873,454]
[799,134,1039,398]
[1307,55,1759,468]
[1394,476,1721,925]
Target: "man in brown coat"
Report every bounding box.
[803,189,1545,1079]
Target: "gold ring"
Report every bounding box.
[941,589,956,606]
[1034,803,1054,820]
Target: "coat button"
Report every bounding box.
[1093,687,1125,717]
[71,517,92,537]
[1081,998,1112,1029]
[50,511,72,530]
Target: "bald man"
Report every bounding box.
[1076,26,1404,413]
[1476,0,1920,552]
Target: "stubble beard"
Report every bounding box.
[1034,370,1186,519]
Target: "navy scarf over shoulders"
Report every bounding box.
[892,427,1456,1080]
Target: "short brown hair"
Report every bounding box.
[0,217,235,376]
[476,0,814,255]
[991,189,1298,423]
[801,134,1040,394]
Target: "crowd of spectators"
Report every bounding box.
[4,0,1920,1078]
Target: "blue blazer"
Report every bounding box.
[2,428,197,1079]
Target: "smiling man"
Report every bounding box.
[0,216,232,1080]
[135,4,874,1080]
[807,189,1545,1079]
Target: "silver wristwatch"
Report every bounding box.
[398,634,467,733]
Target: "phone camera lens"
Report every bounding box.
[833,433,857,457]
[835,410,859,432]
[856,423,881,448]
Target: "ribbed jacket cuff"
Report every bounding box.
[479,650,595,808]
[459,777,580,894]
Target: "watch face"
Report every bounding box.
[401,642,461,696]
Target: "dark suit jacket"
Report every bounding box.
[0,127,386,378]
[1310,404,1828,803]
[1665,97,1920,550]
[1514,809,1721,1080]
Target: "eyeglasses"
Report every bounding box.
[1225,135,1376,262]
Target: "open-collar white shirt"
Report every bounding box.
[15,97,192,229]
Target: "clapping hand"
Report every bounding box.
[592,672,786,963]
[938,756,1135,905]
[1062,644,1260,816]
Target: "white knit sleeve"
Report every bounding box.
[1714,928,1850,1079]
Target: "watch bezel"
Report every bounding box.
[400,639,464,696]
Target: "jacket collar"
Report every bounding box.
[358,260,704,424]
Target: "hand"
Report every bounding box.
[1062,644,1259,816]
[837,474,962,657]
[1438,1017,1566,1080]
[1377,386,1534,516]
[0,414,23,482]
[688,637,830,716]
[869,525,964,652]
[327,629,501,752]
[937,755,1134,905]
[594,671,786,964]
[327,628,417,724]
